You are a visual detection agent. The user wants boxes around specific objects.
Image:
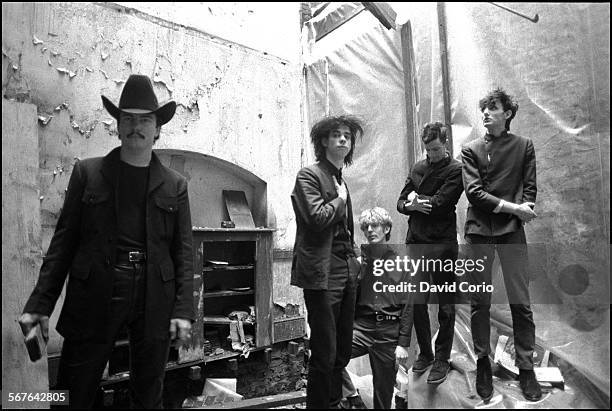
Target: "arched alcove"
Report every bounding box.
[156,149,267,228]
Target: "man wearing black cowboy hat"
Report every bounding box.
[19,74,194,408]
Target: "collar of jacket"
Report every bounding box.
[426,150,452,167]
[100,146,165,194]
[319,157,343,179]
[484,130,509,142]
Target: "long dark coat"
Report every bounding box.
[23,147,194,342]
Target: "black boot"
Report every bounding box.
[476,357,493,402]
[427,359,450,384]
[519,369,542,401]
[412,353,434,374]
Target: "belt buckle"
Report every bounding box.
[128,251,143,263]
[375,314,384,322]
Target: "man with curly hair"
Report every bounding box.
[461,88,541,402]
[291,114,363,408]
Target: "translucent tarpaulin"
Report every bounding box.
[304,12,411,245]
[401,305,607,408]
[443,3,610,401]
[304,2,609,407]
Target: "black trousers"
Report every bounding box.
[303,255,357,409]
[55,263,171,409]
[341,316,399,409]
[404,244,456,361]
[466,228,535,370]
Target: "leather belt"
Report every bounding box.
[373,312,400,322]
[116,250,147,264]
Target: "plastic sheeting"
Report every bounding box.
[346,307,607,408]
[403,306,607,409]
[305,16,411,245]
[304,2,609,406]
[443,3,610,400]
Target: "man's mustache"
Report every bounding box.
[127,132,145,139]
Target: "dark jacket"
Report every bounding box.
[397,154,463,243]
[23,147,194,342]
[290,160,356,290]
[461,131,537,236]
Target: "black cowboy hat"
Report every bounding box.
[101,74,176,125]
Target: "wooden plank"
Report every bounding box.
[179,238,206,363]
[255,232,273,348]
[314,4,366,42]
[203,290,254,299]
[362,2,397,30]
[202,316,231,325]
[437,2,454,156]
[223,190,255,228]
[192,228,275,233]
[196,390,307,409]
[273,317,306,343]
[400,21,418,166]
[100,354,241,386]
[2,100,48,408]
[203,265,254,272]
[179,269,205,363]
[272,248,293,260]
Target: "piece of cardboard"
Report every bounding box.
[534,367,565,390]
[223,190,255,228]
[494,335,564,388]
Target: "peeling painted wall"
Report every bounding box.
[2,100,49,405]
[2,2,306,352]
[114,2,302,63]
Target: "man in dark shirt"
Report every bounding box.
[397,122,463,385]
[340,207,410,409]
[19,75,194,408]
[461,88,541,402]
[291,115,363,409]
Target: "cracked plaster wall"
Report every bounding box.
[2,2,306,350]
[114,2,302,63]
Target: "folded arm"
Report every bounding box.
[417,166,464,216]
